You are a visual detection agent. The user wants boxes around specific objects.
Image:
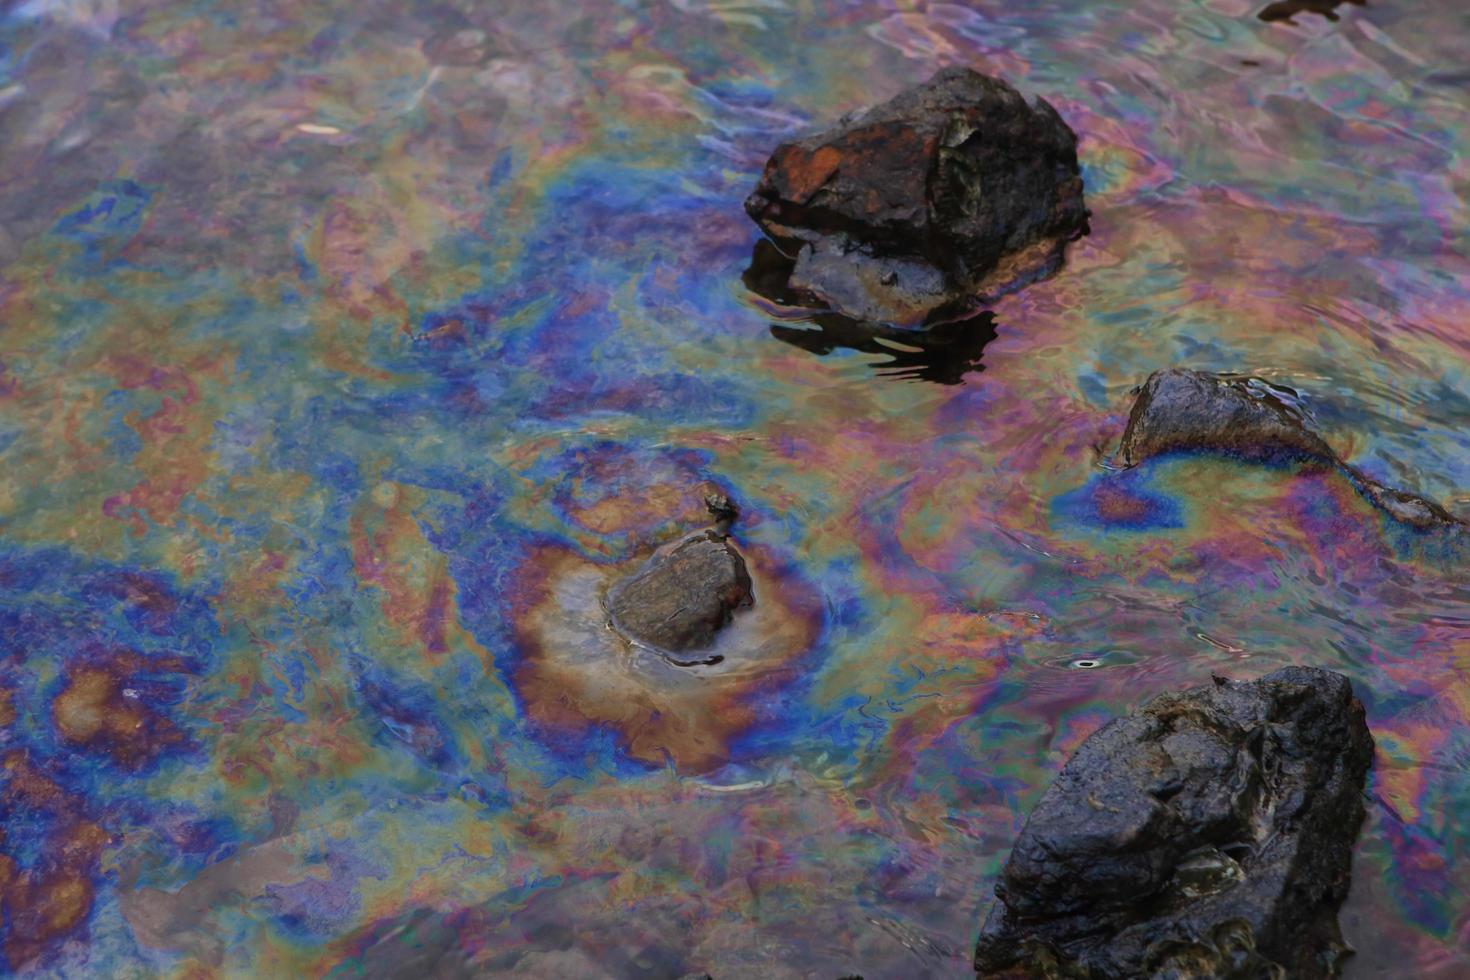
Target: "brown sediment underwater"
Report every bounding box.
[51,651,194,770]
[0,752,111,971]
[508,536,823,773]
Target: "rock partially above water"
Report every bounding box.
[1119,368,1335,466]
[975,667,1373,979]
[606,499,753,661]
[512,488,821,772]
[1120,368,1466,531]
[744,67,1089,328]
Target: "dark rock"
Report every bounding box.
[1258,0,1365,24]
[744,67,1088,328]
[1119,369,1335,467]
[1119,368,1466,531]
[1357,481,1463,531]
[606,498,754,662]
[703,491,739,535]
[975,667,1373,979]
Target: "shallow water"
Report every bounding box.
[0,0,1468,975]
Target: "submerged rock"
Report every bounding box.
[744,67,1088,328]
[975,667,1373,979]
[1119,368,1466,531]
[746,238,998,384]
[606,497,753,662]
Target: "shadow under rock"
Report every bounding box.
[743,239,998,386]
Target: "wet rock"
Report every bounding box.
[744,67,1088,328]
[1119,368,1466,531]
[974,667,1373,979]
[606,498,753,661]
[1358,482,1463,531]
[1118,368,1335,466]
[1258,0,1365,24]
[702,491,739,535]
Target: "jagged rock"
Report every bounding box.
[1119,368,1466,531]
[606,498,753,661]
[744,67,1088,328]
[975,667,1373,979]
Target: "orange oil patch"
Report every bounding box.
[569,479,721,543]
[51,651,192,770]
[302,181,439,378]
[213,670,373,794]
[1374,721,1451,829]
[0,752,110,971]
[504,438,729,556]
[559,450,713,534]
[100,352,230,534]
[867,611,1011,778]
[350,483,471,658]
[216,550,290,623]
[509,538,822,773]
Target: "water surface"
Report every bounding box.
[0,0,1468,975]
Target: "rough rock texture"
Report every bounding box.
[975,667,1374,979]
[606,497,752,661]
[1120,368,1466,531]
[744,67,1088,327]
[1119,368,1335,466]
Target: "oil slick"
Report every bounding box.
[0,0,1465,974]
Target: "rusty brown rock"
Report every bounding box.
[744,67,1089,328]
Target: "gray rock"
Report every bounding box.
[1119,368,1466,531]
[1119,369,1335,467]
[974,667,1373,979]
[744,67,1088,328]
[606,517,753,663]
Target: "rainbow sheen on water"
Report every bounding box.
[0,0,1467,975]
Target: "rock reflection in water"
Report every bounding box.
[744,239,998,384]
